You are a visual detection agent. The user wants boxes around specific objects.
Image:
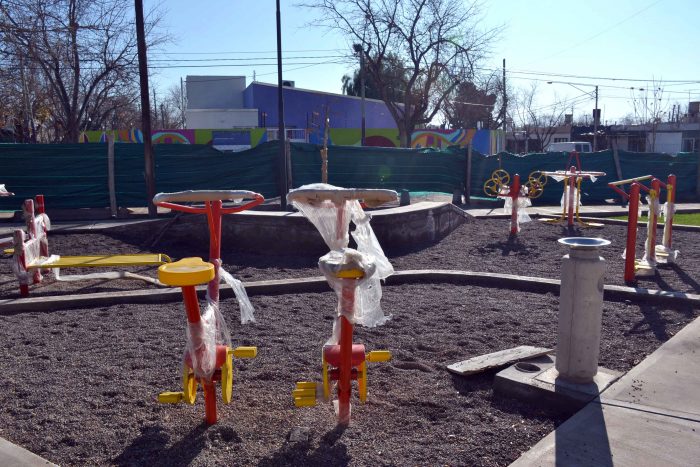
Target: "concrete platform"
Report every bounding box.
[0,437,56,466]
[510,314,700,466]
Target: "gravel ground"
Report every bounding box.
[0,216,698,466]
[1,217,698,299]
[0,283,696,467]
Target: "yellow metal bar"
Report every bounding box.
[27,253,171,269]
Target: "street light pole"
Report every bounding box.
[594,85,598,151]
[276,0,289,209]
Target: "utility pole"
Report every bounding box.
[180,77,186,128]
[502,58,507,132]
[135,0,156,217]
[594,85,598,151]
[276,0,289,209]
[354,44,366,146]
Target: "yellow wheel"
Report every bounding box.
[181,364,197,405]
[528,171,548,188]
[358,361,368,403]
[527,180,545,199]
[221,349,233,404]
[322,352,330,400]
[492,169,510,186]
[483,177,502,197]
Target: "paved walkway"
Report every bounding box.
[511,314,700,466]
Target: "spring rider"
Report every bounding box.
[154,190,263,425]
[287,184,397,425]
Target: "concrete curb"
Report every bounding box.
[1,270,698,315]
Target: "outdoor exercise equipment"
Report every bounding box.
[287,184,397,425]
[153,190,263,425]
[608,175,676,282]
[483,169,546,235]
[10,195,171,297]
[655,174,679,265]
[540,166,606,228]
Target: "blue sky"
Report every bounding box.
[152,0,700,124]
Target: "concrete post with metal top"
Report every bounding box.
[555,237,610,384]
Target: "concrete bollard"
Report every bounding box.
[555,237,610,384]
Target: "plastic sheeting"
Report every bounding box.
[289,183,395,345]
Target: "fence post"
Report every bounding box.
[465,144,472,204]
[107,134,117,217]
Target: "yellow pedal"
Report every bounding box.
[232,346,257,359]
[292,388,316,398]
[3,248,13,255]
[158,391,184,404]
[295,381,317,389]
[293,382,317,407]
[294,397,317,407]
[367,350,392,362]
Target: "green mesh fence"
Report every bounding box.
[0,142,697,211]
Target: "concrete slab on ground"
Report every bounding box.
[0,437,57,467]
[510,402,700,467]
[600,313,700,418]
[509,314,700,466]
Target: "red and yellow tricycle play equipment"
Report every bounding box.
[287,184,397,425]
[153,190,264,425]
[608,175,677,282]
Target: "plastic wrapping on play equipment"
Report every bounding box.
[289,183,394,344]
[640,193,661,266]
[186,295,232,380]
[503,190,532,225]
[219,267,256,324]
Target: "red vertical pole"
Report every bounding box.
[15,229,29,297]
[35,194,45,214]
[624,183,641,283]
[337,279,355,425]
[207,200,223,303]
[567,167,576,227]
[203,382,217,425]
[23,199,42,285]
[510,174,520,235]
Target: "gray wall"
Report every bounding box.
[186,76,246,109]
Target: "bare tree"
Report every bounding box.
[441,78,499,129]
[0,0,166,142]
[512,84,566,152]
[306,0,499,147]
[630,83,668,152]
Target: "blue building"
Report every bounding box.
[186,76,397,130]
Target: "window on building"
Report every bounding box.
[553,137,568,143]
[682,138,697,153]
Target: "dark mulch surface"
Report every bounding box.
[1,283,697,467]
[0,216,698,465]
[1,217,698,299]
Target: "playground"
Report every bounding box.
[0,203,699,465]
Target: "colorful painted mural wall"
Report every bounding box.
[80,128,504,155]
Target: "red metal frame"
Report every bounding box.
[154,192,263,425]
[509,174,521,235]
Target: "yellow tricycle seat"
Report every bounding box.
[158,257,215,287]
